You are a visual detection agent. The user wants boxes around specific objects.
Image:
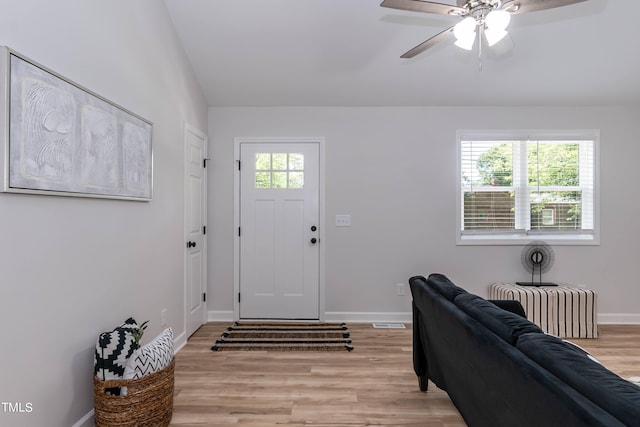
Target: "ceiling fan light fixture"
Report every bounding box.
[484,28,508,46]
[485,9,511,31]
[484,10,511,46]
[455,34,476,50]
[454,16,477,50]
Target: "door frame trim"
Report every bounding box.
[183,122,208,337]
[234,137,325,321]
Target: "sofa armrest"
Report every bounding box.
[488,299,527,318]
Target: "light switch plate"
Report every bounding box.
[335,214,351,227]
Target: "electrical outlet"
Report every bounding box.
[161,309,168,327]
[396,283,405,296]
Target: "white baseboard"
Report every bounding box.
[208,310,235,322]
[324,311,412,324]
[598,313,640,325]
[173,330,187,353]
[72,409,94,427]
[206,310,412,324]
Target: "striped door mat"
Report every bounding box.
[211,322,353,351]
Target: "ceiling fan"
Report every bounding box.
[381,0,587,58]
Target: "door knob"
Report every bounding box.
[310,238,318,244]
[187,241,197,248]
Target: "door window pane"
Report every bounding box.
[272,153,287,170]
[272,172,287,188]
[256,153,271,170]
[289,172,304,189]
[289,153,304,170]
[255,152,305,189]
[255,172,271,188]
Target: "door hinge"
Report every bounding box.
[203,158,210,168]
[203,225,207,235]
[203,293,207,302]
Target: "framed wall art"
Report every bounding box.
[0,46,153,201]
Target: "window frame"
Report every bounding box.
[456,130,600,246]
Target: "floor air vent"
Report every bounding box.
[372,323,406,329]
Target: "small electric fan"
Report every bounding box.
[517,240,557,287]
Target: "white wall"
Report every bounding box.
[208,106,640,321]
[0,1,207,426]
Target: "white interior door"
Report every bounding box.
[240,142,320,319]
[185,124,207,337]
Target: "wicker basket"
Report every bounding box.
[93,359,175,427]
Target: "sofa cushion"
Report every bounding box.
[561,337,602,364]
[454,293,542,346]
[517,332,640,426]
[488,299,527,318]
[426,273,467,302]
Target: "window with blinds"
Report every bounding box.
[458,132,598,244]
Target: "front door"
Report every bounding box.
[239,141,320,319]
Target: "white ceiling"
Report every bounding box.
[163,0,640,107]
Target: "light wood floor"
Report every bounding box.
[170,323,640,426]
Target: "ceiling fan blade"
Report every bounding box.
[381,0,466,16]
[400,26,454,58]
[503,0,587,14]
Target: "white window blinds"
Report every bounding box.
[459,133,596,243]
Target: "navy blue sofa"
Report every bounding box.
[410,273,640,427]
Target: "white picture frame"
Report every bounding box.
[0,46,153,201]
